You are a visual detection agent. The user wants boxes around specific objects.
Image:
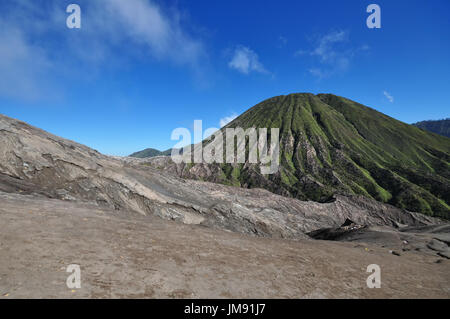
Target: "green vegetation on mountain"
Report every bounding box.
[196,93,450,218]
[413,118,450,138]
[130,148,172,158]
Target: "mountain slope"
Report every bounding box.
[413,118,450,138]
[155,93,449,218]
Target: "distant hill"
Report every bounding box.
[165,93,449,218]
[129,148,172,158]
[413,119,450,138]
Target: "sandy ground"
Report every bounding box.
[0,193,448,299]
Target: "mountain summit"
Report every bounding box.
[150,93,449,218]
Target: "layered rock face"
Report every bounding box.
[0,114,442,239]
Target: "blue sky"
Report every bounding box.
[0,0,449,156]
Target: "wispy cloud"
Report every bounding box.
[220,113,238,127]
[228,46,268,75]
[277,36,288,48]
[0,25,54,101]
[102,0,205,66]
[0,0,207,101]
[296,30,368,79]
[311,30,348,63]
[383,91,394,103]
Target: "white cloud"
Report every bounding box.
[0,0,206,101]
[0,24,54,101]
[308,68,327,79]
[278,36,288,48]
[296,30,368,79]
[383,91,394,103]
[220,113,238,127]
[228,46,268,74]
[311,30,348,63]
[360,44,370,51]
[102,0,205,65]
[294,49,308,57]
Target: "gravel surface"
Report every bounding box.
[0,193,448,299]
